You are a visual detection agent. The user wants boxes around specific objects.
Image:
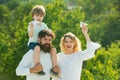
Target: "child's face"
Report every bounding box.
[33,14,44,22]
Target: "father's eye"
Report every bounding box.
[49,39,52,41]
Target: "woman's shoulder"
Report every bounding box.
[57,52,62,55]
[57,52,64,56]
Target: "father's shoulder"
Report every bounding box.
[23,50,34,58]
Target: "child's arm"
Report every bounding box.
[28,23,33,37]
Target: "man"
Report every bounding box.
[16,29,59,80]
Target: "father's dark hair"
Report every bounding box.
[38,29,55,39]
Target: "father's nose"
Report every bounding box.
[46,40,50,43]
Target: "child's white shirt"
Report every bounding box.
[28,21,48,45]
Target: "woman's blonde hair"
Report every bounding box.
[60,32,82,53]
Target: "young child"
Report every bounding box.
[27,5,60,76]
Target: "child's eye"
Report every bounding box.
[40,15,44,17]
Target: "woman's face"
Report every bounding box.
[64,37,74,52]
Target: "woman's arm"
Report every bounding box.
[77,23,100,60]
[81,24,91,42]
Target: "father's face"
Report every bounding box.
[39,35,53,52]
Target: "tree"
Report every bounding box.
[0,0,120,80]
[81,41,120,80]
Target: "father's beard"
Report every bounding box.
[39,43,52,53]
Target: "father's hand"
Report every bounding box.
[30,64,43,73]
[53,65,60,73]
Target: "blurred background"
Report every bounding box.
[0,0,120,80]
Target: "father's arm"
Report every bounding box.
[16,50,42,76]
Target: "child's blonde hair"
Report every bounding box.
[31,5,46,17]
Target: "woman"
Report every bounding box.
[53,24,100,80]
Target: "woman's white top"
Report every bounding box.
[53,42,100,80]
[16,50,52,80]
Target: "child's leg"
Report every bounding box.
[33,45,41,65]
[33,45,45,75]
[50,48,60,74]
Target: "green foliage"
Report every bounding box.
[81,41,120,80]
[0,5,10,24]
[0,0,120,80]
[44,0,85,51]
[79,0,120,47]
